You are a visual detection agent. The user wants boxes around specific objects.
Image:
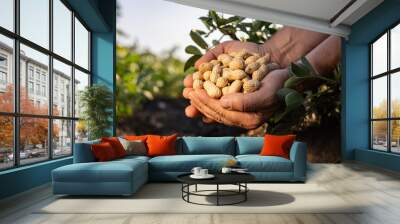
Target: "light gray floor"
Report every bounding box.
[1,162,400,224]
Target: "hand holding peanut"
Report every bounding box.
[192,50,280,99]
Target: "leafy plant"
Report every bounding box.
[79,84,113,140]
[267,58,341,134]
[184,10,279,71]
[116,45,187,119]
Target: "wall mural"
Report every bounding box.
[116,1,341,162]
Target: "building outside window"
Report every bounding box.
[28,81,34,94]
[371,23,400,154]
[0,0,91,170]
[0,54,7,89]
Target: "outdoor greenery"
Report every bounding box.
[184,10,279,71]
[116,44,187,119]
[79,84,113,140]
[269,58,341,134]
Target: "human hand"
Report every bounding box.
[183,40,273,120]
[183,69,289,129]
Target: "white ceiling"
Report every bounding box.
[166,0,384,38]
[226,0,352,22]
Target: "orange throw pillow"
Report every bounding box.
[260,134,296,159]
[101,137,126,158]
[91,142,117,161]
[146,134,177,157]
[124,135,148,141]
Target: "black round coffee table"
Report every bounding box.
[177,173,255,206]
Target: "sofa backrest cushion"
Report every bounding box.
[236,137,264,155]
[179,137,235,155]
[73,139,100,163]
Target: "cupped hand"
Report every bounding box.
[183,69,289,129]
[183,40,269,120]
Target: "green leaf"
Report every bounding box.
[284,76,302,88]
[190,30,208,49]
[199,17,213,30]
[276,88,295,100]
[185,45,202,55]
[300,57,316,75]
[184,54,201,71]
[289,62,310,77]
[209,11,220,26]
[285,91,304,111]
[220,25,236,35]
[195,29,206,35]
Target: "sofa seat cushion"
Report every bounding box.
[149,154,235,172]
[236,155,293,172]
[53,159,147,183]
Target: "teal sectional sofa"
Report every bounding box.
[52,137,307,196]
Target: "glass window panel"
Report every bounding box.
[20,0,49,49]
[0,116,14,170]
[53,0,72,60]
[0,0,14,31]
[372,121,388,151]
[20,44,49,115]
[391,72,400,118]
[372,33,387,76]
[0,35,14,112]
[391,120,400,153]
[75,120,88,143]
[53,119,72,157]
[391,24,400,70]
[74,69,89,118]
[372,76,387,119]
[74,18,89,70]
[20,117,49,165]
[53,59,72,117]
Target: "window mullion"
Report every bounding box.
[48,0,53,160]
[388,30,391,152]
[71,10,76,155]
[13,0,20,167]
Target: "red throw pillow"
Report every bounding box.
[101,137,126,158]
[124,135,148,141]
[146,134,177,157]
[91,142,118,161]
[260,134,296,159]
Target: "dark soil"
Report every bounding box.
[117,97,248,136]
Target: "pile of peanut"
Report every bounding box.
[192,50,280,99]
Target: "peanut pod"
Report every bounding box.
[199,62,213,73]
[217,54,233,67]
[252,64,268,81]
[204,80,222,99]
[256,53,271,65]
[192,71,203,80]
[216,77,229,88]
[245,55,259,65]
[193,79,204,90]
[228,80,243,94]
[203,71,211,81]
[222,86,230,96]
[245,62,261,74]
[210,64,222,83]
[243,79,260,93]
[229,58,245,70]
[228,69,247,81]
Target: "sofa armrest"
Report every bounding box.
[289,141,307,181]
[73,140,99,163]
